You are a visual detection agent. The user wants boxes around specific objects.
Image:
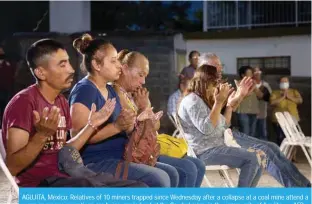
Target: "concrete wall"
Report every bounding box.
[186,35,311,77]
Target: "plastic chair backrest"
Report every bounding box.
[275,112,296,143]
[0,129,19,193]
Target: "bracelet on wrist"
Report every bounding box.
[87,120,98,131]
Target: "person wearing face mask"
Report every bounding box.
[270,76,303,146]
[253,67,272,141]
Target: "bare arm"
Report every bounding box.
[88,124,121,144]
[70,103,121,144]
[223,106,233,126]
[6,128,48,176]
[67,125,96,149]
[6,106,61,176]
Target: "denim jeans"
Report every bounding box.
[236,113,257,137]
[158,155,205,187]
[233,130,311,187]
[86,158,174,187]
[57,146,148,187]
[154,162,179,187]
[38,176,147,187]
[255,118,268,140]
[197,145,262,187]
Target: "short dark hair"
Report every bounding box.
[26,39,65,72]
[238,65,253,78]
[188,50,200,60]
[278,76,289,83]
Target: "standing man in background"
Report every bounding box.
[253,67,272,140]
[180,50,200,79]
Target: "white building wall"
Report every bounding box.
[186,35,311,77]
[173,34,187,72]
[50,1,91,33]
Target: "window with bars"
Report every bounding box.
[237,56,291,75]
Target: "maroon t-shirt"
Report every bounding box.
[1,84,71,187]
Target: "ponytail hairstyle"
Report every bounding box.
[73,33,113,73]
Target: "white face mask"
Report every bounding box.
[255,82,262,88]
[280,82,289,90]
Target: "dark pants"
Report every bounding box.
[255,118,268,141]
[158,155,205,187]
[38,176,147,187]
[237,113,257,137]
[272,123,285,146]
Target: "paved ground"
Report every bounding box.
[0,156,311,203]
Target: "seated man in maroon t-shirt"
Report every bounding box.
[1,39,144,187]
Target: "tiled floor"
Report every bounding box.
[0,157,311,203]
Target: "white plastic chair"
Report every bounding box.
[168,113,179,137]
[283,112,311,145]
[172,114,236,187]
[281,112,311,167]
[0,129,19,204]
[275,112,312,167]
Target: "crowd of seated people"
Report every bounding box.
[0,36,310,188]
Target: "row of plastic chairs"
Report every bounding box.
[275,111,311,167]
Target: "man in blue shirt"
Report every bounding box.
[167,75,191,117]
